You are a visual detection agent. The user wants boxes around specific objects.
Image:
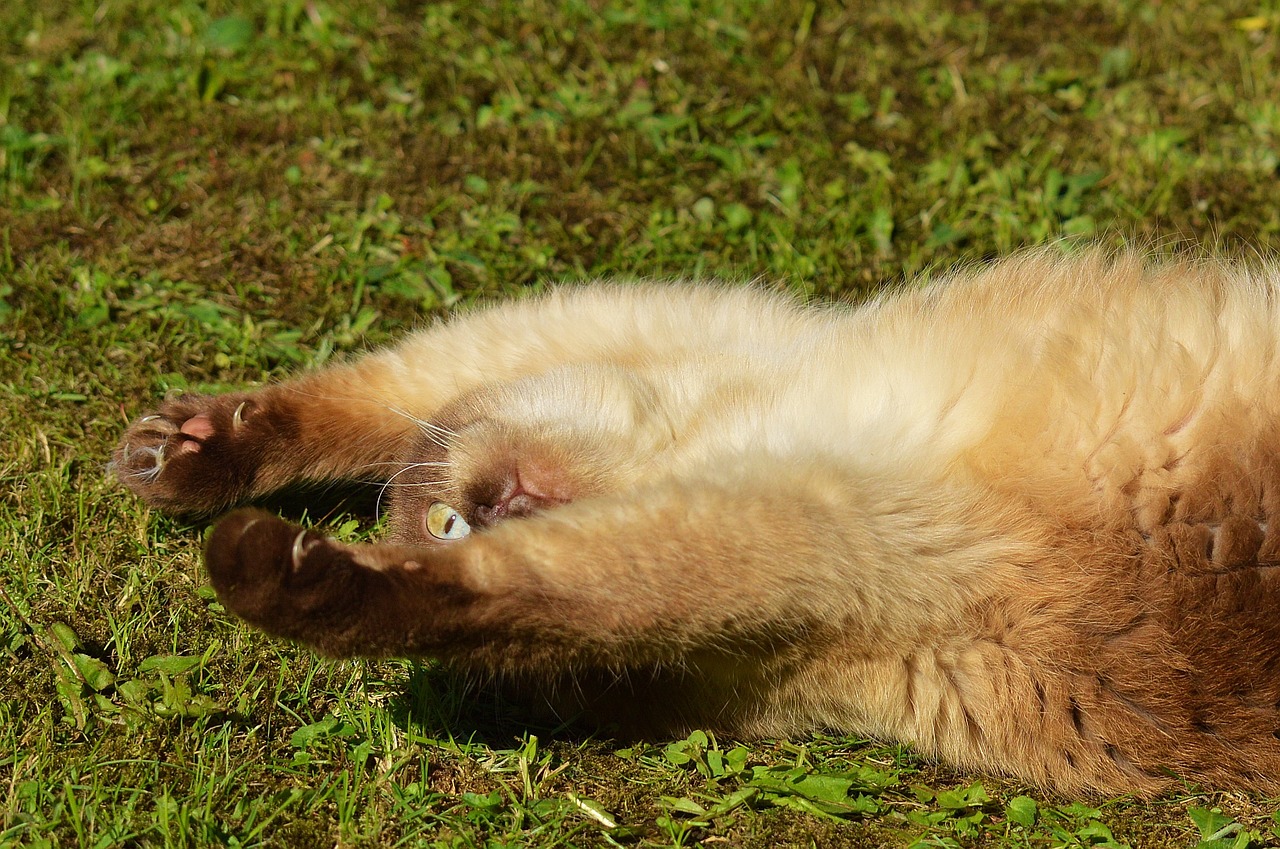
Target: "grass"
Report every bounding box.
[4,0,1280,845]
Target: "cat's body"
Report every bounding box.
[116,250,1280,795]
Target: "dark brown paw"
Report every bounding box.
[205,509,375,648]
[113,392,287,514]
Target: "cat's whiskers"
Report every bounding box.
[381,479,451,488]
[381,404,458,450]
[275,389,461,445]
[412,426,451,451]
[416,419,458,439]
[356,460,451,472]
[375,460,454,522]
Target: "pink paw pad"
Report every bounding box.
[177,414,215,453]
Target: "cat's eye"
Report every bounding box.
[426,501,471,540]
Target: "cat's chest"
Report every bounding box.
[644,352,997,474]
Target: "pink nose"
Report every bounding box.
[474,491,544,527]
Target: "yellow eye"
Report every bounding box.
[426,502,471,540]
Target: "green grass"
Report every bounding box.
[5,0,1280,845]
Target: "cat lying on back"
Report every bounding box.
[115,249,1280,796]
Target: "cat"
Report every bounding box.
[114,248,1280,796]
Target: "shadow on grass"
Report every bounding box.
[387,662,618,750]
[154,481,385,536]
[263,480,383,526]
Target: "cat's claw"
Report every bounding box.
[291,528,317,571]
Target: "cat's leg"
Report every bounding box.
[203,464,1025,665]
[210,469,1205,792]
[116,284,792,514]
[202,473,1280,794]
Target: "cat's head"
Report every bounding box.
[384,364,671,544]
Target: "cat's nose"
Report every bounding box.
[470,460,574,528]
[474,502,499,527]
[473,492,541,528]
[504,492,542,518]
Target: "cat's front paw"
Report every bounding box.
[113,393,284,514]
[205,509,375,650]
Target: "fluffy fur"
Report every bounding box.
[115,249,1280,795]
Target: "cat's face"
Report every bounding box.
[384,365,669,545]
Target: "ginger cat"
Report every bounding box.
[115,250,1280,796]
